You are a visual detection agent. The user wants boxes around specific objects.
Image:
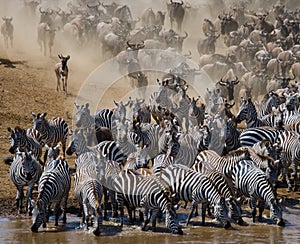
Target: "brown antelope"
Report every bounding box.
[55,54,70,95]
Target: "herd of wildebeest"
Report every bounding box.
[3,0,300,237]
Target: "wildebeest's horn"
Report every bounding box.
[180,0,183,5]
[39,7,45,13]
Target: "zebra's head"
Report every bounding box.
[66,129,86,156]
[214,197,231,229]
[270,198,285,226]
[165,204,183,235]
[45,143,60,162]
[236,97,255,123]
[74,103,91,128]
[31,201,47,232]
[7,127,18,154]
[114,100,130,122]
[31,112,47,132]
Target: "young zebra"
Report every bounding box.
[55,54,70,95]
[31,158,71,232]
[236,97,268,128]
[104,160,183,234]
[232,160,285,226]
[9,151,42,215]
[31,112,69,162]
[161,164,231,228]
[7,126,43,164]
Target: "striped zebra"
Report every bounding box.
[191,160,244,225]
[189,125,211,152]
[74,103,114,130]
[277,130,300,191]
[115,119,137,157]
[8,127,43,164]
[104,160,183,234]
[257,91,282,119]
[222,119,240,155]
[31,158,71,232]
[236,97,268,128]
[31,112,69,160]
[123,146,149,170]
[193,148,251,180]
[66,129,124,164]
[74,164,103,236]
[232,160,285,226]
[239,126,279,147]
[175,133,198,167]
[9,151,42,215]
[161,164,231,228]
[129,120,163,160]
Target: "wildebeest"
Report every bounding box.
[55,54,70,95]
[37,23,57,56]
[168,0,185,32]
[218,13,238,35]
[1,17,13,48]
[197,33,220,56]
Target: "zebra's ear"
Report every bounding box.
[66,55,70,60]
[69,129,73,135]
[44,144,50,151]
[31,112,37,119]
[7,127,13,132]
[41,112,47,119]
[74,103,80,109]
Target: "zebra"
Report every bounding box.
[161,164,231,228]
[193,148,251,180]
[66,129,124,164]
[236,97,268,128]
[55,54,70,94]
[129,120,163,160]
[191,160,244,225]
[74,165,103,236]
[239,126,279,147]
[9,151,42,215]
[232,160,285,226]
[31,158,71,232]
[74,103,117,140]
[222,118,241,155]
[115,119,137,157]
[128,98,151,123]
[104,160,183,234]
[7,126,43,164]
[256,91,282,119]
[277,130,300,191]
[31,112,69,161]
[175,133,198,167]
[123,145,149,170]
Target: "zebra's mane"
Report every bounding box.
[224,147,250,158]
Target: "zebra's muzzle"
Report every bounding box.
[276,218,285,227]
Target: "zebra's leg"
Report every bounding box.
[249,196,257,223]
[283,166,293,191]
[187,203,197,226]
[16,187,24,214]
[54,202,60,226]
[62,140,67,158]
[141,208,152,231]
[201,203,207,226]
[26,184,34,215]
[258,200,265,222]
[292,159,298,191]
[64,77,68,95]
[93,206,102,236]
[110,190,118,218]
[83,203,89,231]
[61,194,69,224]
[151,209,157,232]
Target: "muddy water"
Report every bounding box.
[1,205,299,244]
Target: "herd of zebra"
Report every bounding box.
[11,73,300,235]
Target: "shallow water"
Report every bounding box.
[1,205,300,244]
